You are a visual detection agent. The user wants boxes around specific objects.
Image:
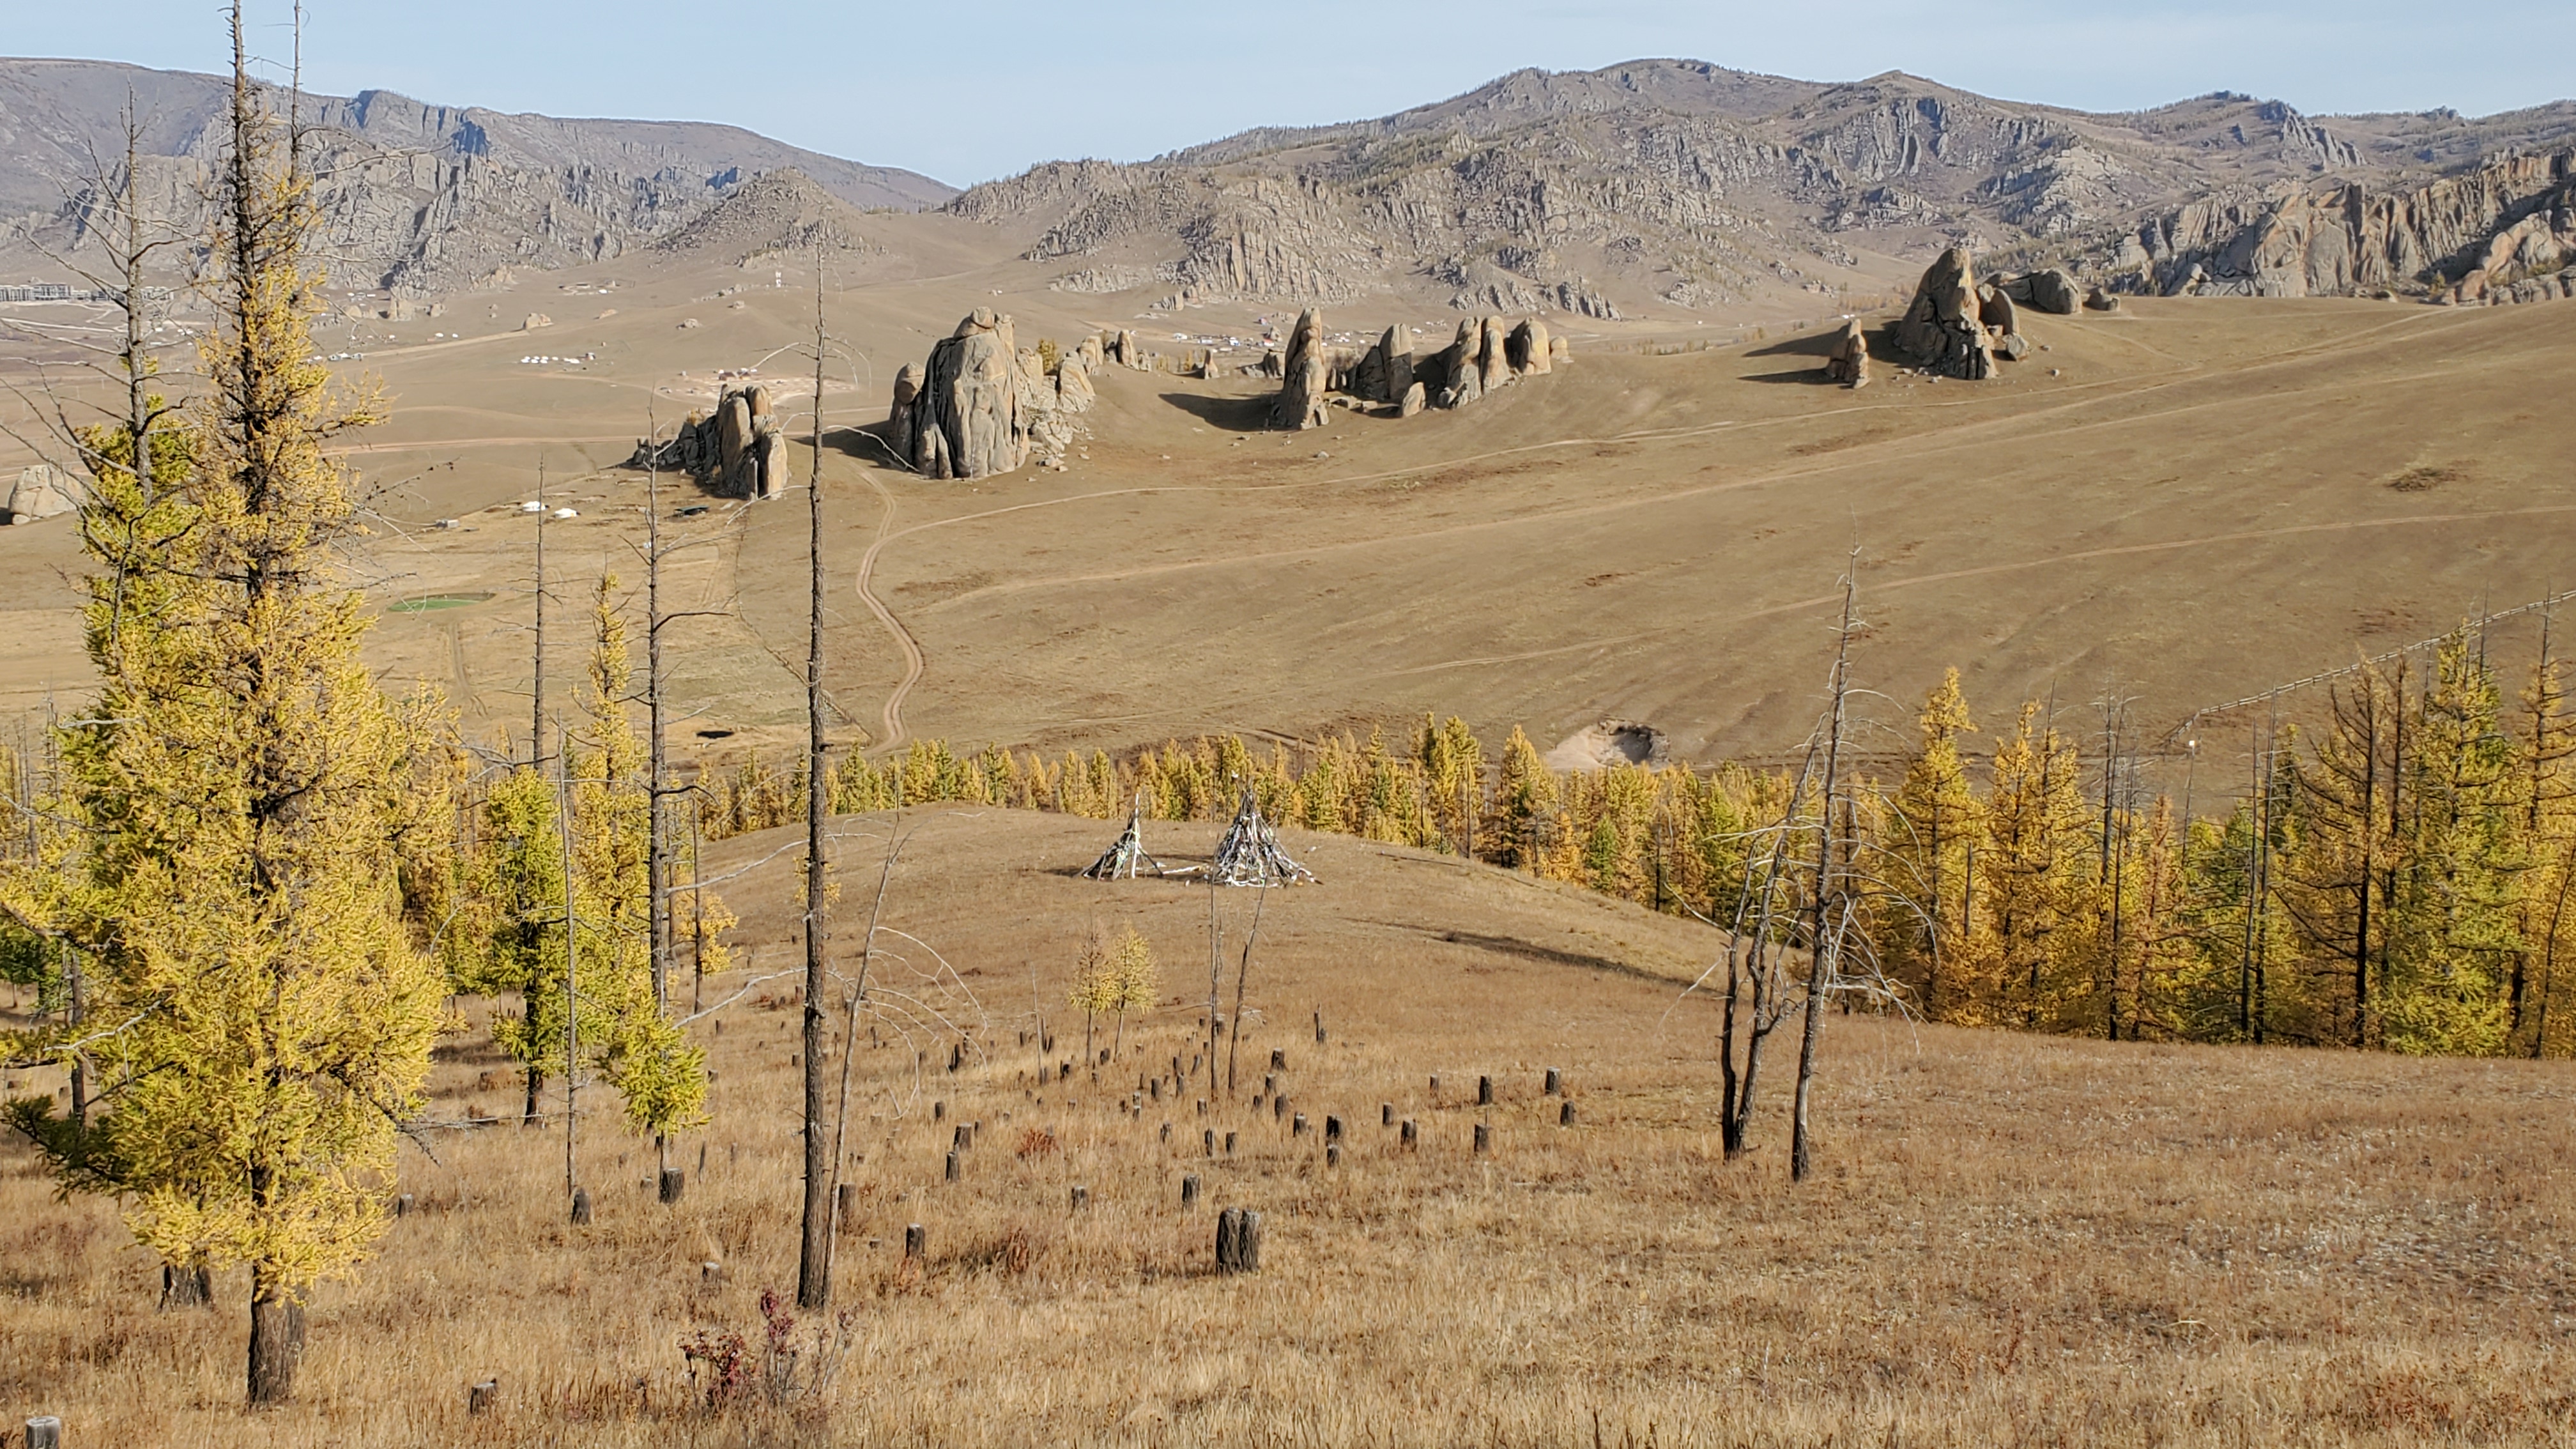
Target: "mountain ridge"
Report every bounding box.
[0,56,953,294]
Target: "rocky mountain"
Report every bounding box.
[940,59,2576,316]
[0,57,953,295]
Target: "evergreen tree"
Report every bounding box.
[1889,670,1984,1021]
[1979,702,2090,1029]
[3,22,445,1401]
[1486,725,1558,870]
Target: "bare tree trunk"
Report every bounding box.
[797,275,834,1311]
[824,822,899,1287]
[1226,885,1268,1093]
[246,1267,303,1406]
[557,753,579,1205]
[530,467,547,767]
[1790,576,1856,1184]
[1205,881,1223,1098]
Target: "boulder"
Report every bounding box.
[717,393,755,494]
[1548,334,1572,367]
[1077,334,1106,373]
[2083,286,2123,312]
[1894,249,1999,380]
[1506,318,1551,376]
[1273,309,1329,430]
[2026,268,2080,315]
[1055,351,1095,413]
[1821,319,1871,388]
[753,429,786,500]
[889,363,922,457]
[1380,325,1414,401]
[1978,286,2020,337]
[4,463,75,524]
[1399,381,1426,417]
[1480,316,1514,390]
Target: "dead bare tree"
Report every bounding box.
[797,264,834,1310]
[1790,576,1858,1183]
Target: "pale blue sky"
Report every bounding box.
[16,1,2568,186]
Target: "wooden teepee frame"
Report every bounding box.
[1082,793,1168,880]
[1209,787,1317,887]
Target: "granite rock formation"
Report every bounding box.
[1892,249,2038,380]
[3,463,75,524]
[632,384,786,498]
[1821,319,1871,388]
[1273,309,1330,430]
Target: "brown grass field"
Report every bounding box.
[6,808,2573,1446]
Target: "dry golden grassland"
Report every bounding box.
[4,809,2571,1446]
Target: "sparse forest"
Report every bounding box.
[678,627,2576,1060]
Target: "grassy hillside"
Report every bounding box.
[4,808,2568,1445]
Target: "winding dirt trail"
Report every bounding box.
[853,470,926,754]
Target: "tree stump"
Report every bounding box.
[1203,1128,1216,1156]
[1474,1124,1492,1154]
[1043,1034,1055,1053]
[1400,1119,1418,1150]
[933,1100,946,1121]
[469,1379,498,1415]
[1314,1010,1326,1044]
[953,1124,972,1151]
[1274,1095,1289,1121]
[836,1181,857,1228]
[1215,1208,1264,1273]
[1160,1122,1172,1144]
[570,1188,592,1225]
[1291,1113,1308,1137]
[1150,1078,1162,1102]
[904,1223,925,1259]
[1429,1074,1440,1098]
[24,1417,59,1449]
[1325,1115,1343,1144]
[394,1193,415,1219]
[1478,1075,1494,1107]
[1382,1103,1395,1127]
[1269,1048,1286,1071]
[1224,1131,1238,1155]
[1560,1100,1577,1127]
[1070,1184,1089,1211]
[1039,1064,1052,1084]
[657,1169,685,1206]
[944,1151,960,1183]
[1262,1072,1276,1096]
[1182,1174,1201,1206]
[1545,1068,1562,1096]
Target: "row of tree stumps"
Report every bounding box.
[885,1016,1583,1281]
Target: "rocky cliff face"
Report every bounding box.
[946,59,2575,319]
[0,58,952,295]
[2103,149,2575,299]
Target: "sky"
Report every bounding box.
[13,1,2571,187]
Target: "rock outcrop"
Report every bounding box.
[2106,148,2576,300]
[879,311,1124,477]
[905,308,1026,479]
[1273,309,1330,430]
[4,463,75,523]
[1893,249,1996,379]
[631,385,786,498]
[1821,319,1871,388]
[2084,285,2122,312]
[1996,268,2080,315]
[1892,249,2038,379]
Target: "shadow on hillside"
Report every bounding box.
[1377,922,1698,990]
[1741,323,1886,385]
[832,421,914,471]
[1160,390,1275,431]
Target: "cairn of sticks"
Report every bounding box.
[1081,793,1169,880]
[1208,788,1318,887]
